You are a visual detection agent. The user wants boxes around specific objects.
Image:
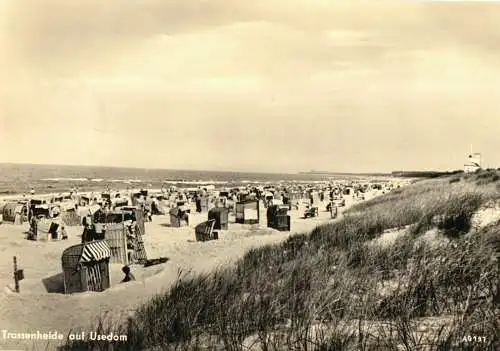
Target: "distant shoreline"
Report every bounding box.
[298,171,391,177]
[301,170,465,178]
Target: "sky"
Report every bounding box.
[1,0,500,173]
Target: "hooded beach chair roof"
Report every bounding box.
[88,204,101,214]
[111,197,129,206]
[62,240,112,267]
[169,207,180,216]
[76,204,101,217]
[80,240,111,263]
[59,201,76,211]
[14,204,24,214]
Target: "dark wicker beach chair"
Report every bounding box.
[195,219,218,242]
[304,206,319,219]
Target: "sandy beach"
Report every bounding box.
[0,196,366,350]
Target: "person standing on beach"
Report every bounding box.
[29,214,38,240]
[232,193,238,211]
[28,202,36,221]
[61,226,68,239]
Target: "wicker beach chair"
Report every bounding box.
[195,219,218,242]
[130,230,148,264]
[61,240,111,294]
[304,206,319,218]
[169,207,189,227]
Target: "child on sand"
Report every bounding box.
[61,225,68,240]
[121,265,135,283]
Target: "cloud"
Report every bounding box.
[2,0,247,77]
[1,1,500,171]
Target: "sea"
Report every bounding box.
[0,163,389,196]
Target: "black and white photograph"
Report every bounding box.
[0,0,499,350]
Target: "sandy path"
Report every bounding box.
[0,199,362,350]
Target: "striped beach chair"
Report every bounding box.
[62,240,111,294]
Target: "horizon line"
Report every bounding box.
[0,161,395,175]
[0,161,459,176]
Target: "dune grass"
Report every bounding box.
[61,171,500,350]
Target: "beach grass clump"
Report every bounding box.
[410,191,484,238]
[372,231,498,320]
[468,169,500,186]
[61,172,500,350]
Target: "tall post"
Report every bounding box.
[13,256,19,293]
